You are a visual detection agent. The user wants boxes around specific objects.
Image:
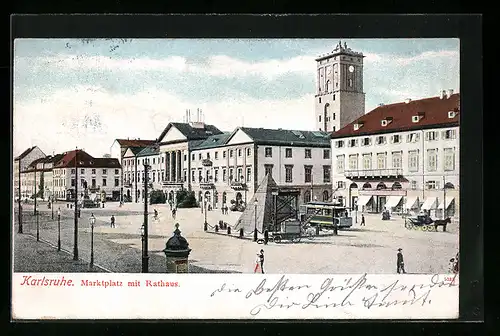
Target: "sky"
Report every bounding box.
[13,38,459,157]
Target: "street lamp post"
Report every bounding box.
[73,148,79,261]
[57,208,61,251]
[18,157,23,234]
[36,210,39,241]
[89,213,96,269]
[253,199,258,242]
[203,198,208,230]
[142,163,150,273]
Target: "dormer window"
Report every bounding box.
[353,122,364,131]
[448,111,456,119]
[412,116,420,123]
[381,120,388,127]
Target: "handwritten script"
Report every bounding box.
[209,273,457,316]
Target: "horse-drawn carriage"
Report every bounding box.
[264,219,314,243]
[405,213,451,232]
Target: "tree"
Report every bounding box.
[36,172,45,199]
[177,191,198,208]
[150,190,166,205]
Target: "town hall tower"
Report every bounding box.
[315,41,366,133]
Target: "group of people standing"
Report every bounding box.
[221,204,229,215]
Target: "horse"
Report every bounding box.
[433,217,452,232]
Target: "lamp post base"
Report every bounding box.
[141,256,149,273]
[253,230,258,242]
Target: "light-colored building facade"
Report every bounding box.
[190,127,333,209]
[14,146,46,199]
[330,91,460,218]
[315,41,365,133]
[52,150,122,201]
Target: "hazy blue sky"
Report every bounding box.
[13,38,459,157]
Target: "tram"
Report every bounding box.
[299,201,353,229]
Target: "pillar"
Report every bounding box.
[177,150,182,182]
[171,151,176,182]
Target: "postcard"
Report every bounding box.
[12,36,460,320]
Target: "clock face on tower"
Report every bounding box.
[349,65,355,73]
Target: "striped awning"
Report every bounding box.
[404,196,419,209]
[357,195,373,207]
[386,195,403,208]
[438,197,455,209]
[421,197,438,210]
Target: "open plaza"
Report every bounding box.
[14,200,458,274]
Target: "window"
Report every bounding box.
[115,169,119,175]
[215,152,218,160]
[318,115,322,122]
[214,169,219,183]
[411,181,417,190]
[91,179,96,188]
[207,152,211,159]
[191,170,195,182]
[198,170,203,183]
[362,137,371,146]
[323,165,331,183]
[406,132,420,143]
[264,164,273,178]
[362,154,372,170]
[161,171,164,181]
[71,179,75,187]
[323,190,329,202]
[153,158,155,164]
[426,180,440,190]
[336,155,345,173]
[192,153,195,160]
[319,98,322,104]
[333,113,336,120]
[305,149,312,159]
[427,149,438,171]
[198,153,202,160]
[391,134,401,143]
[114,178,119,187]
[337,181,346,189]
[91,169,96,174]
[162,156,165,163]
[81,169,85,174]
[392,151,402,169]
[152,172,155,182]
[222,169,227,182]
[205,170,210,181]
[229,168,234,181]
[102,178,107,187]
[304,190,311,203]
[376,153,387,169]
[103,169,107,175]
[184,170,187,182]
[230,150,234,158]
[223,151,227,159]
[348,139,358,147]
[246,167,252,182]
[285,148,292,158]
[348,78,353,87]
[425,131,438,141]
[408,150,419,172]
[184,155,187,161]
[285,165,293,183]
[238,149,242,157]
[376,136,386,145]
[335,140,344,148]
[348,154,358,170]
[265,147,272,157]
[442,129,457,140]
[444,148,455,171]
[323,149,330,159]
[237,168,243,181]
[247,148,252,156]
[304,166,312,183]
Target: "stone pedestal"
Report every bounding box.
[162,223,192,273]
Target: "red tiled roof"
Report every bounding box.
[331,93,460,139]
[116,139,156,147]
[53,150,121,168]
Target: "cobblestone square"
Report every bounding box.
[14,201,459,274]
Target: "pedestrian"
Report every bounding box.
[259,249,265,274]
[361,214,365,226]
[264,229,269,245]
[253,253,261,273]
[397,248,406,274]
[172,208,177,219]
[110,215,115,228]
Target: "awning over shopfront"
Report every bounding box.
[386,195,403,208]
[438,197,455,209]
[404,196,419,209]
[357,195,373,207]
[421,197,438,210]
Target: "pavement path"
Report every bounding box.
[14,203,459,274]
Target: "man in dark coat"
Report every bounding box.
[397,248,406,274]
[263,229,269,245]
[361,214,365,226]
[259,249,265,274]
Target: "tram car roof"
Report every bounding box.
[304,201,346,208]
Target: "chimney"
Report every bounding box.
[440,90,446,99]
[378,103,384,106]
[405,98,411,104]
[447,89,454,98]
[188,109,191,122]
[197,108,200,122]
